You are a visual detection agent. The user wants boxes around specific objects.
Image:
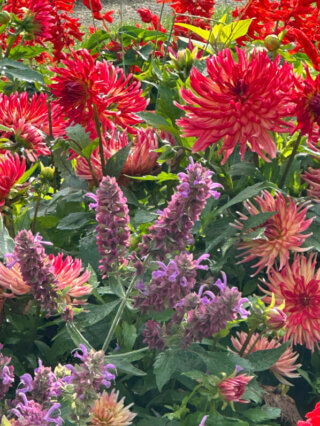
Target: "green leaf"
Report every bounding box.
[104,142,132,179]
[75,301,120,328]
[247,342,289,372]
[66,124,92,157]
[57,212,93,230]
[9,45,46,60]
[133,210,157,225]
[219,20,252,44]
[242,211,276,232]
[175,23,211,41]
[81,139,99,160]
[83,30,110,50]
[137,112,180,137]
[104,357,146,376]
[0,59,44,83]
[16,162,38,184]
[242,406,281,423]
[122,322,137,350]
[0,215,14,258]
[154,351,179,391]
[216,182,272,214]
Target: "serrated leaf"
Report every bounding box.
[122,322,137,350]
[0,215,14,258]
[154,351,178,391]
[57,212,93,230]
[0,59,44,83]
[104,142,132,179]
[247,342,289,372]
[75,301,120,328]
[242,406,281,422]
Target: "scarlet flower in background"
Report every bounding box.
[0,253,91,303]
[50,49,147,137]
[303,168,320,202]
[298,402,320,425]
[231,332,301,385]
[177,48,295,163]
[0,153,26,207]
[263,253,320,350]
[90,390,136,425]
[82,0,114,22]
[233,190,313,274]
[0,92,65,161]
[218,373,253,405]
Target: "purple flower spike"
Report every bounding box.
[140,158,222,257]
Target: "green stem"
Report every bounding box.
[5,34,17,58]
[279,133,302,189]
[239,327,257,358]
[31,189,42,234]
[66,321,94,350]
[93,104,107,177]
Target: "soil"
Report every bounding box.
[74,0,241,29]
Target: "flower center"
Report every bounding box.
[232,79,248,98]
[308,93,320,116]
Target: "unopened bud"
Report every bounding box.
[264,35,281,52]
[0,11,11,25]
[40,164,55,181]
[267,307,287,330]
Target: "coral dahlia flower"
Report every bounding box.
[0,253,91,303]
[0,153,26,207]
[177,48,295,163]
[294,68,320,139]
[218,373,253,406]
[50,49,147,137]
[75,127,158,182]
[233,190,313,274]
[303,168,320,202]
[231,331,301,386]
[263,253,320,351]
[91,390,136,425]
[0,92,65,161]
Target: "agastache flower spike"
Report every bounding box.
[140,158,222,258]
[13,230,58,315]
[0,343,14,399]
[88,176,130,277]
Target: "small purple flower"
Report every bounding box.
[13,230,58,315]
[134,252,209,312]
[139,158,222,258]
[89,176,130,277]
[0,343,14,400]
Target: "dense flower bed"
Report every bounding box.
[0,0,319,424]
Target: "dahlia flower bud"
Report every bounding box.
[88,176,130,276]
[134,252,209,312]
[264,34,281,51]
[91,390,136,425]
[217,372,253,408]
[63,345,116,421]
[0,343,14,400]
[143,320,166,350]
[266,307,287,331]
[140,158,222,257]
[0,11,10,25]
[13,230,58,315]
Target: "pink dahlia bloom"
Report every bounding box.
[231,331,301,386]
[75,127,158,183]
[177,48,295,163]
[0,153,26,207]
[303,168,320,202]
[233,190,313,274]
[0,253,91,303]
[218,373,253,404]
[263,253,320,351]
[50,49,147,136]
[0,92,65,161]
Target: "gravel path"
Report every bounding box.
[74,0,241,29]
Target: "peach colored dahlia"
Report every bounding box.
[177,48,295,163]
[218,373,253,404]
[303,168,320,202]
[0,153,26,207]
[233,190,313,274]
[90,390,136,425]
[263,253,320,350]
[231,331,301,386]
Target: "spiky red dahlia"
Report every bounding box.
[293,68,320,140]
[0,153,26,207]
[303,168,320,202]
[0,253,91,302]
[0,92,64,161]
[22,0,55,41]
[298,402,320,426]
[233,190,313,274]
[231,332,301,386]
[177,48,295,163]
[91,390,136,425]
[263,253,320,351]
[50,49,147,137]
[75,128,158,182]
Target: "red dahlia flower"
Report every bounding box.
[75,127,158,183]
[231,331,301,385]
[233,190,313,274]
[263,253,320,350]
[177,48,295,163]
[50,49,147,136]
[298,402,320,425]
[0,92,64,161]
[22,0,55,41]
[0,153,26,207]
[303,168,320,202]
